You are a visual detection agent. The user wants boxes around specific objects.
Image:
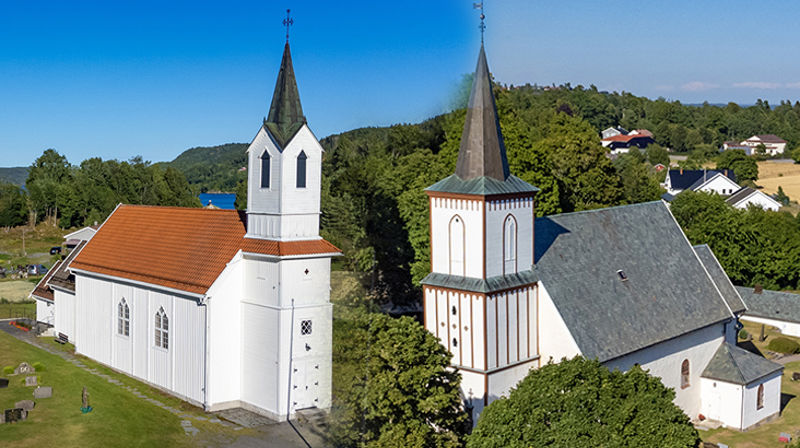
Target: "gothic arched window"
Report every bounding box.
[449,215,465,276]
[504,215,517,274]
[296,151,307,188]
[155,307,169,350]
[260,151,270,188]
[681,359,690,389]
[117,298,129,336]
[757,384,764,410]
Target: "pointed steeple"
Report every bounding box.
[264,42,306,148]
[455,45,510,181]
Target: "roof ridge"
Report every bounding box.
[119,204,238,213]
[535,200,664,220]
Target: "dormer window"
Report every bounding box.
[296,151,307,188]
[260,151,271,188]
[617,270,628,281]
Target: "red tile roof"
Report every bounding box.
[71,205,340,295]
[748,134,787,144]
[601,133,654,142]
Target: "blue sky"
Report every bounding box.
[2,1,800,167]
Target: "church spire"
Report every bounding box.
[454,45,510,182]
[264,41,306,148]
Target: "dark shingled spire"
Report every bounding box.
[455,45,510,181]
[264,42,306,148]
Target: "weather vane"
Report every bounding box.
[283,9,294,43]
[473,2,485,44]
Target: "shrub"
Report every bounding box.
[32,362,45,372]
[738,329,749,339]
[2,366,13,375]
[767,337,800,354]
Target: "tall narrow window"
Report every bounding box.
[296,151,307,188]
[260,151,270,188]
[117,298,129,336]
[757,384,764,410]
[449,215,465,276]
[681,359,690,389]
[503,215,517,274]
[155,307,169,350]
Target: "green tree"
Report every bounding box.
[717,150,758,182]
[0,182,28,227]
[468,357,699,448]
[328,306,468,448]
[645,144,669,167]
[26,149,71,224]
[614,153,665,204]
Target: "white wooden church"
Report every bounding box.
[421,45,784,431]
[32,41,339,421]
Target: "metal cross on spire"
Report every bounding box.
[473,2,485,44]
[283,9,294,43]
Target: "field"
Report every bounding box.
[0,224,65,272]
[0,279,38,302]
[757,160,800,201]
[702,320,800,447]
[0,330,254,447]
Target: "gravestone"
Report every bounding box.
[4,408,27,423]
[0,378,8,388]
[34,386,52,399]
[25,376,37,387]
[14,362,34,375]
[15,400,34,411]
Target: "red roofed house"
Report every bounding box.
[741,134,788,156]
[600,130,655,155]
[45,40,340,421]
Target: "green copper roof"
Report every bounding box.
[264,42,306,148]
[701,342,783,385]
[426,174,539,196]
[421,270,537,294]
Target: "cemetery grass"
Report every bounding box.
[0,331,254,447]
[0,301,35,319]
[702,321,800,448]
[0,280,37,302]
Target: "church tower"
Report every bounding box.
[421,45,539,421]
[245,41,323,241]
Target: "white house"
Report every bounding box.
[738,286,800,338]
[601,126,628,139]
[63,225,97,250]
[34,40,340,422]
[726,187,782,212]
[422,45,782,431]
[663,169,740,196]
[742,135,788,156]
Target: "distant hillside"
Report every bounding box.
[0,167,29,186]
[160,143,248,193]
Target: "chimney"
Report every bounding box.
[679,168,683,175]
[754,284,763,294]
[724,169,728,178]
[94,221,98,226]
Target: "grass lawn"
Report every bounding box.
[0,301,36,319]
[0,280,37,302]
[0,331,251,447]
[701,321,800,447]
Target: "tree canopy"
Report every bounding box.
[468,357,699,448]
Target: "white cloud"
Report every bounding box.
[785,82,800,89]
[680,81,719,91]
[732,81,782,89]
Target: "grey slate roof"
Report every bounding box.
[726,187,757,206]
[426,174,539,196]
[701,342,783,385]
[420,270,537,294]
[455,45,509,182]
[737,286,800,324]
[693,244,747,314]
[264,42,306,148]
[534,201,734,363]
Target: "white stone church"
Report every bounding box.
[32,41,339,421]
[421,45,784,431]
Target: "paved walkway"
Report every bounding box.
[0,319,327,447]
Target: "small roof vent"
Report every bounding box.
[616,270,628,282]
[754,284,763,294]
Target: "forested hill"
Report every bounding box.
[0,167,29,186]
[158,143,248,193]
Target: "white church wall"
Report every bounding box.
[700,377,742,428]
[36,299,55,326]
[240,302,281,415]
[54,290,75,341]
[487,358,537,402]
[425,289,487,371]
[74,273,206,405]
[603,323,726,420]
[537,284,581,364]
[460,370,487,421]
[278,257,331,308]
[207,254,244,407]
[246,125,323,241]
[741,371,782,430]
[485,198,534,278]
[430,197,483,278]
[741,315,800,338]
